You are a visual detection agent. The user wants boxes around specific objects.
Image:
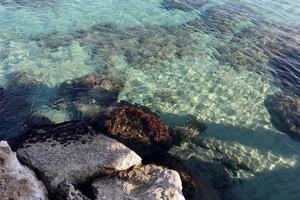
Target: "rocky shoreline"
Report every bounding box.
[1,72,299,200]
[1,101,220,200]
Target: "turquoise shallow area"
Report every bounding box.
[1,0,300,199]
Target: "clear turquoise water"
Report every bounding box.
[0,0,300,199]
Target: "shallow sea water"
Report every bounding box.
[0,0,300,199]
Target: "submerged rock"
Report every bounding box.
[55,73,124,120]
[265,94,300,141]
[32,24,200,70]
[97,103,172,156]
[0,0,58,8]
[269,47,300,96]
[15,121,142,194]
[87,24,200,70]
[92,164,185,200]
[0,141,48,200]
[161,0,206,11]
[32,31,74,49]
[184,4,257,38]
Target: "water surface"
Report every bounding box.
[0,0,300,199]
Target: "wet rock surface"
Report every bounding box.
[14,121,142,194]
[265,94,300,141]
[144,153,221,200]
[92,164,185,200]
[161,0,206,11]
[0,141,48,200]
[96,103,172,156]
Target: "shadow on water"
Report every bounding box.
[0,71,122,141]
[161,118,300,199]
[0,72,56,140]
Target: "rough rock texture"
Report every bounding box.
[92,164,185,200]
[56,182,90,200]
[265,94,300,141]
[161,0,206,11]
[144,153,221,200]
[98,103,172,156]
[0,141,48,200]
[15,121,142,194]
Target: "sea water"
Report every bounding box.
[0,0,300,199]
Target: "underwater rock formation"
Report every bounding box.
[32,23,200,70]
[96,103,172,156]
[82,24,200,70]
[0,141,48,200]
[0,0,58,8]
[15,121,142,194]
[183,4,298,76]
[32,31,74,49]
[180,4,273,72]
[269,47,300,96]
[54,73,124,120]
[265,94,300,141]
[161,0,206,11]
[92,164,185,200]
[184,4,258,38]
[159,113,207,144]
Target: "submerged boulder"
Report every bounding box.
[265,94,300,141]
[0,141,48,200]
[161,0,206,11]
[15,121,142,194]
[55,73,124,120]
[92,164,185,200]
[97,103,172,156]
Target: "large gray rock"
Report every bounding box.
[16,121,142,194]
[56,181,90,200]
[0,141,48,200]
[92,164,185,200]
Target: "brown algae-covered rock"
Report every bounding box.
[100,104,172,156]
